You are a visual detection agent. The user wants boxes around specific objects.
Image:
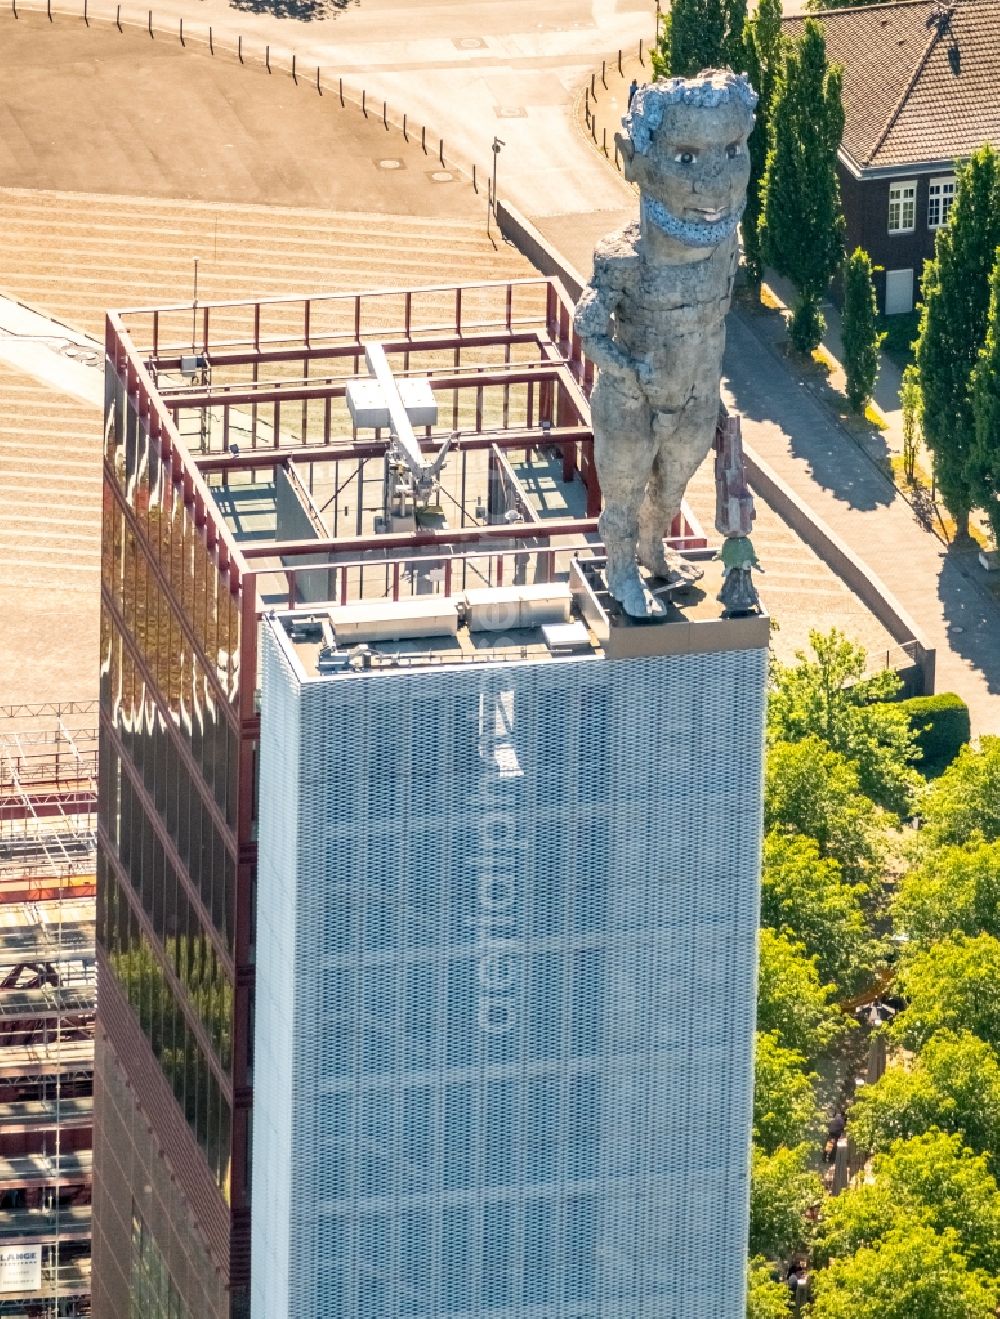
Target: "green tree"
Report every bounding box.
[814,1131,1000,1274]
[891,934,1000,1052]
[915,146,1000,533]
[747,1257,793,1319]
[900,361,922,484]
[850,1030,1000,1168]
[749,1143,822,1258]
[893,840,1000,947]
[757,927,847,1062]
[741,0,784,292]
[973,249,1000,544]
[768,628,919,814]
[760,20,845,351]
[651,0,747,78]
[808,1223,999,1319]
[921,737,1000,846]
[842,248,886,412]
[753,1029,823,1153]
[765,738,882,886]
[761,831,879,994]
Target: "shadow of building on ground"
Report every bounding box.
[937,543,1000,701]
[230,0,357,19]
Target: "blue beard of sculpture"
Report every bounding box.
[642,193,744,248]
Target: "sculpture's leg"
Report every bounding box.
[637,400,718,584]
[592,375,663,618]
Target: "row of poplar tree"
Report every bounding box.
[652,0,1000,543]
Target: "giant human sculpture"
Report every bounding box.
[575,70,758,617]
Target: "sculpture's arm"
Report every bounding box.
[574,278,636,381]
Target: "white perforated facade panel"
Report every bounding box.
[252,623,767,1318]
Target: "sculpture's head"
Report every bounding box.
[619,70,757,249]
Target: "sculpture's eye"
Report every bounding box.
[675,150,697,165]
[726,142,742,159]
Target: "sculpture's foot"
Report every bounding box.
[640,542,704,589]
[607,562,667,619]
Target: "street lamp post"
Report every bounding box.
[491,136,505,217]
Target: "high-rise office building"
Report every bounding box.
[251,578,766,1318]
[94,278,765,1318]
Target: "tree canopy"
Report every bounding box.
[747,1257,793,1319]
[891,934,1000,1053]
[914,146,1000,531]
[765,737,883,886]
[757,927,847,1063]
[760,20,845,351]
[920,736,1000,847]
[741,0,784,291]
[893,840,1000,947]
[813,1131,1000,1275]
[807,1223,999,1319]
[753,1029,823,1154]
[650,0,747,78]
[849,1030,1000,1169]
[972,248,1000,546]
[761,831,880,994]
[749,1143,822,1259]
[842,248,886,412]
[768,628,919,814]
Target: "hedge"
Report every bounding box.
[895,692,971,775]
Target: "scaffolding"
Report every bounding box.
[0,705,96,1318]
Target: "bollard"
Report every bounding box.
[618,48,622,74]
[316,65,321,93]
[421,124,426,153]
[602,126,607,155]
[265,44,270,73]
[362,89,367,116]
[639,36,644,64]
[179,16,184,44]
[472,163,477,192]
[292,53,297,82]
[12,0,17,19]
[148,9,153,37]
[591,115,596,142]
[209,25,213,53]
[339,76,344,106]
[403,112,408,140]
[602,59,606,88]
[116,3,121,29]
[383,99,388,129]
[84,0,88,24]
[46,0,51,20]
[439,138,445,165]
[238,33,243,62]
[591,72,596,97]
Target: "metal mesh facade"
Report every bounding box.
[252,623,766,1318]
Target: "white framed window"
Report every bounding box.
[928,175,957,229]
[888,180,917,234]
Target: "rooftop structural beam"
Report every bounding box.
[194,425,593,474]
[241,515,600,562]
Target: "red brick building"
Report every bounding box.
[785,0,1000,314]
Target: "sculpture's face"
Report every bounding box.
[629,100,753,249]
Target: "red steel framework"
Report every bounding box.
[99,277,705,1313]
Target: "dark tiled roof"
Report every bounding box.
[782,0,1000,173]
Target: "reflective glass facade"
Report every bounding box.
[96,361,253,1317]
[253,621,766,1318]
